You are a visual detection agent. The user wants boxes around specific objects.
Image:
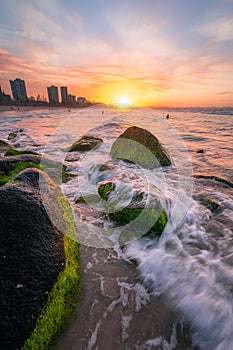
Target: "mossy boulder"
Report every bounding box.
[0,154,43,174]
[109,206,167,236]
[0,168,69,349]
[110,126,171,169]
[4,149,39,157]
[0,155,42,186]
[0,142,38,158]
[98,180,167,238]
[0,140,14,156]
[75,193,102,205]
[98,181,115,201]
[87,162,117,185]
[0,154,72,186]
[68,135,103,152]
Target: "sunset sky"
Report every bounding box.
[1,0,233,107]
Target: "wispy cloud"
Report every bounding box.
[1,0,233,106]
[216,91,233,95]
[197,16,233,42]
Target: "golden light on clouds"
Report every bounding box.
[1,1,233,107]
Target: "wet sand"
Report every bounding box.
[0,106,52,112]
[0,105,85,112]
[54,245,193,350]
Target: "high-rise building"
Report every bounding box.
[60,86,68,105]
[0,85,12,105]
[47,85,59,104]
[9,78,28,104]
[67,94,76,106]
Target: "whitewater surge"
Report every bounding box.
[1,106,232,349]
[125,197,233,349]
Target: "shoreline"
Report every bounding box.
[0,105,50,112]
[54,245,193,350]
[0,105,87,112]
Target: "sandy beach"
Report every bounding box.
[0,105,86,113]
[0,105,51,112]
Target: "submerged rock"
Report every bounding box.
[87,162,118,185]
[7,131,18,140]
[0,140,14,156]
[196,193,222,213]
[0,168,67,350]
[75,193,102,205]
[98,181,116,201]
[0,140,13,149]
[110,126,171,169]
[68,135,103,152]
[98,179,167,239]
[65,153,81,162]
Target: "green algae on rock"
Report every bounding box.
[0,161,41,186]
[0,168,80,350]
[75,193,102,205]
[110,126,171,169]
[0,154,74,186]
[4,149,39,156]
[68,135,103,152]
[98,180,167,238]
[108,207,167,236]
[98,181,116,201]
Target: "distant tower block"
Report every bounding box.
[60,86,68,105]
[47,85,59,105]
[10,78,28,104]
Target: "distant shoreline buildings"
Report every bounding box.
[47,85,59,105]
[10,78,27,104]
[0,85,11,105]
[0,77,90,107]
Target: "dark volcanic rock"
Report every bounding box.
[68,135,103,152]
[110,126,171,169]
[0,168,66,350]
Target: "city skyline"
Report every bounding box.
[1,0,233,107]
[2,77,88,106]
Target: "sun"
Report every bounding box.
[118,96,130,105]
[113,95,133,108]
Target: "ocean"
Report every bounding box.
[1,106,232,350]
